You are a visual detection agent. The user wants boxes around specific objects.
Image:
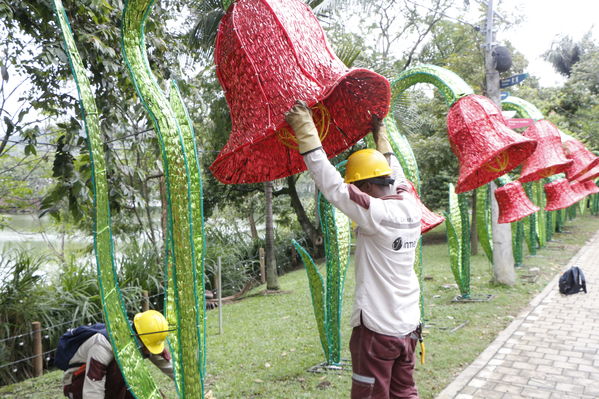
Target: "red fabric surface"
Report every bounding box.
[544,178,583,211]
[211,0,390,184]
[518,120,572,183]
[494,181,539,223]
[563,139,599,181]
[446,95,537,193]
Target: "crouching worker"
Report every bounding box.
[286,101,422,399]
[57,310,174,399]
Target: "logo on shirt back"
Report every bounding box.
[393,236,417,251]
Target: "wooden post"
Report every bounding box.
[259,247,266,284]
[217,257,223,335]
[32,321,43,377]
[141,290,149,311]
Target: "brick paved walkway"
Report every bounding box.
[436,229,599,399]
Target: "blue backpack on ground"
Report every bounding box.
[558,266,587,295]
[54,323,109,370]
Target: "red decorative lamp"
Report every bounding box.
[563,139,599,181]
[494,180,540,223]
[211,0,391,184]
[404,182,445,234]
[583,181,599,195]
[544,178,581,211]
[518,120,572,182]
[447,95,537,193]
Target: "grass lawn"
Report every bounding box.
[2,214,598,399]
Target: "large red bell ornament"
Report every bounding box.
[562,139,599,181]
[211,0,391,184]
[569,181,588,202]
[544,178,581,211]
[518,120,572,183]
[494,181,539,223]
[583,181,599,195]
[447,95,537,193]
[574,164,599,183]
[404,181,445,234]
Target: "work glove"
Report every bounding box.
[372,116,393,155]
[285,100,321,155]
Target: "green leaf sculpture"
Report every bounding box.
[294,162,351,365]
[444,184,471,298]
[53,0,162,397]
[475,184,493,264]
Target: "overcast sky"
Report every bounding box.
[491,0,598,87]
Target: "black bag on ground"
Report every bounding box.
[558,266,587,295]
[54,323,108,370]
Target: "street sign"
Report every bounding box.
[500,91,510,101]
[506,118,534,129]
[500,73,528,89]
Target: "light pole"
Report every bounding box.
[484,0,516,285]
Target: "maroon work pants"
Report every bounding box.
[349,324,419,399]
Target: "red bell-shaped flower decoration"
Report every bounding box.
[569,181,588,201]
[583,180,599,195]
[518,120,572,183]
[405,181,445,234]
[211,0,391,184]
[563,139,599,181]
[494,181,539,223]
[544,178,581,211]
[447,95,537,193]
[574,164,599,183]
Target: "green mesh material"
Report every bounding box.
[546,210,554,242]
[294,161,351,365]
[121,0,204,396]
[391,64,474,107]
[384,117,420,188]
[523,183,538,255]
[444,184,470,297]
[532,181,546,248]
[501,96,545,121]
[512,221,524,267]
[568,204,577,220]
[592,194,599,215]
[475,185,493,264]
[53,1,161,397]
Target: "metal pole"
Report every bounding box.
[32,321,43,377]
[217,256,223,334]
[483,0,516,286]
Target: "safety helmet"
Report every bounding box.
[133,310,170,354]
[344,149,392,183]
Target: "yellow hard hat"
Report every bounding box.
[344,149,392,183]
[133,310,170,354]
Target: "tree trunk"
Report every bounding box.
[247,203,259,242]
[286,176,323,258]
[264,181,279,290]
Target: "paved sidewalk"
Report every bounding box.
[436,229,599,399]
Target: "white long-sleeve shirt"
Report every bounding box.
[304,148,422,336]
[62,333,173,398]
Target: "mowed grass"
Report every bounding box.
[2,214,598,399]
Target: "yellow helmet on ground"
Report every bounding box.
[344,148,392,183]
[133,310,170,354]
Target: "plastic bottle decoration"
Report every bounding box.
[494,180,540,223]
[518,120,572,183]
[446,94,537,193]
[211,0,390,184]
[563,139,599,181]
[583,180,599,195]
[544,178,580,211]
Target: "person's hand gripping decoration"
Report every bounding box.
[285,101,322,155]
[371,115,393,155]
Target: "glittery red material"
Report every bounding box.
[583,181,599,195]
[570,181,589,201]
[563,139,599,181]
[210,0,391,184]
[446,95,537,193]
[494,181,539,224]
[574,164,599,183]
[405,181,444,234]
[544,178,582,211]
[518,120,572,183]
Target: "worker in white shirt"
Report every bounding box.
[286,101,422,399]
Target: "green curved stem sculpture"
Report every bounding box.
[53,1,162,397]
[390,65,474,299]
[476,184,493,264]
[444,184,471,297]
[294,163,351,365]
[122,0,205,396]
